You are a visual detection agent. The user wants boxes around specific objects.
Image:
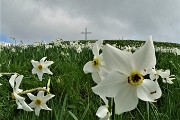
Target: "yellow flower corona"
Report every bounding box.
[11,93,16,100]
[35,99,42,106]
[128,72,144,85]
[92,58,100,67]
[38,64,43,70]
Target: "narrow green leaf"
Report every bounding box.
[60,94,68,120]
[68,111,79,120]
[80,103,89,120]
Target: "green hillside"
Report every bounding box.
[0,40,180,120]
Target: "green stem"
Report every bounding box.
[146,101,150,120]
[46,78,51,93]
[0,73,17,75]
[110,98,115,120]
[18,87,49,95]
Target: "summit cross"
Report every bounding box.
[81,27,92,40]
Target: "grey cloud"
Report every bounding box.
[1,0,180,43]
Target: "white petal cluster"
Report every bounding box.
[83,40,109,84]
[7,56,55,116]
[31,57,54,81]
[9,74,33,111]
[92,37,162,114]
[160,70,175,84]
[96,105,111,120]
[76,46,82,53]
[83,40,109,105]
[143,68,176,84]
[27,91,55,116]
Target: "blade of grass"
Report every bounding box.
[68,111,79,120]
[136,107,145,120]
[59,94,68,120]
[80,103,89,120]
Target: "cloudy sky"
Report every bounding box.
[1,0,180,44]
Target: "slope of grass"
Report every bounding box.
[0,40,180,120]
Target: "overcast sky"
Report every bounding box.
[1,0,180,44]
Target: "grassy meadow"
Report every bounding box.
[0,40,180,120]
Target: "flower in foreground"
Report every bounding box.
[83,40,108,84]
[27,91,55,116]
[9,74,33,111]
[96,105,111,120]
[31,57,54,81]
[83,40,109,105]
[92,38,162,114]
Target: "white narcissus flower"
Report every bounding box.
[9,74,33,111]
[83,40,110,105]
[124,45,133,52]
[76,45,82,53]
[96,105,111,120]
[160,70,175,84]
[149,68,163,81]
[92,38,162,114]
[148,69,175,84]
[31,57,54,81]
[27,91,55,116]
[83,40,109,84]
[175,48,180,55]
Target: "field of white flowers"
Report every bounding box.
[0,37,180,120]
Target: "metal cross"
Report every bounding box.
[81,27,92,40]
